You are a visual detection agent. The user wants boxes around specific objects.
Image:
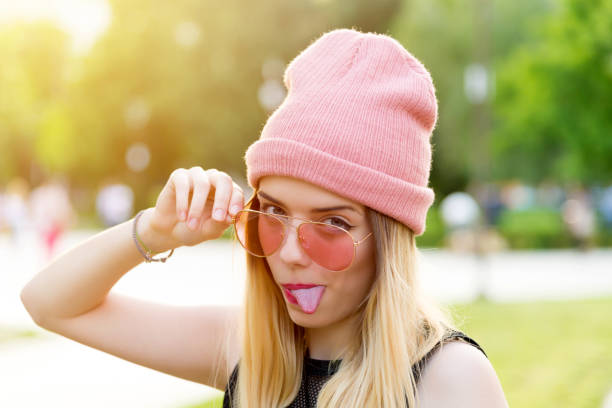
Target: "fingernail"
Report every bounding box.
[230,205,241,215]
[213,209,224,221]
[188,218,199,230]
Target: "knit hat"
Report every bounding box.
[245,28,437,235]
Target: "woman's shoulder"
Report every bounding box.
[412,329,486,380]
[415,330,508,407]
[442,329,487,355]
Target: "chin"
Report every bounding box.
[286,305,333,329]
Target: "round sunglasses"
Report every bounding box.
[232,208,372,272]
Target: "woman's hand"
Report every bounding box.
[138,167,245,253]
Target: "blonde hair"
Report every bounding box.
[231,203,455,407]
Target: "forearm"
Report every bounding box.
[20,208,164,324]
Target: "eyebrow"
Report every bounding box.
[257,191,362,216]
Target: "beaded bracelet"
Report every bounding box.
[132,210,175,263]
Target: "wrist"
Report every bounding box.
[136,208,176,254]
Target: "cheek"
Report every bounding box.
[265,256,282,281]
[326,244,376,309]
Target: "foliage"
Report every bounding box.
[0,0,399,207]
[0,22,71,184]
[492,0,612,184]
[496,207,571,249]
[390,0,555,196]
[594,213,612,246]
[416,204,446,248]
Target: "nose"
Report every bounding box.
[277,220,311,268]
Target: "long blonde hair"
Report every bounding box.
[231,199,455,407]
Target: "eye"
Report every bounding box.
[261,203,285,216]
[259,202,353,231]
[323,216,353,231]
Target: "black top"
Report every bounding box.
[222,330,486,407]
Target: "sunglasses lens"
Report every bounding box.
[299,223,355,271]
[234,210,284,256]
[234,211,356,271]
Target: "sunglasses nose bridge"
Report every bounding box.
[278,216,304,246]
[273,216,313,264]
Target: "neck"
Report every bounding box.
[305,312,360,360]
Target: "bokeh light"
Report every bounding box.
[125,142,151,172]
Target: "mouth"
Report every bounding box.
[282,283,320,290]
[281,284,326,314]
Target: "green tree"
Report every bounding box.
[0,22,71,184]
[390,0,554,196]
[492,0,612,184]
[63,0,400,207]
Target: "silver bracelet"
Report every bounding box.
[132,210,174,263]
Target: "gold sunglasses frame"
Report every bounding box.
[231,197,372,272]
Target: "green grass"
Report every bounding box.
[450,297,612,408]
[0,327,39,343]
[181,297,612,408]
[182,393,224,408]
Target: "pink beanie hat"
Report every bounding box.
[245,28,437,235]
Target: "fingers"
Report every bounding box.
[186,166,211,230]
[228,182,245,220]
[207,169,235,223]
[163,167,245,232]
[170,169,190,222]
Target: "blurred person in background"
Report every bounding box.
[499,180,535,211]
[20,29,508,407]
[562,186,596,250]
[597,185,612,230]
[1,177,30,247]
[96,182,134,227]
[473,182,504,227]
[29,179,75,259]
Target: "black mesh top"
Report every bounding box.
[222,330,486,407]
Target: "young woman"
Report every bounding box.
[21,29,508,407]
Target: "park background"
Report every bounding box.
[1,0,611,407]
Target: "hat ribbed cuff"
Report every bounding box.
[245,138,434,235]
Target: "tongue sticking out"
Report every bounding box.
[290,286,326,314]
